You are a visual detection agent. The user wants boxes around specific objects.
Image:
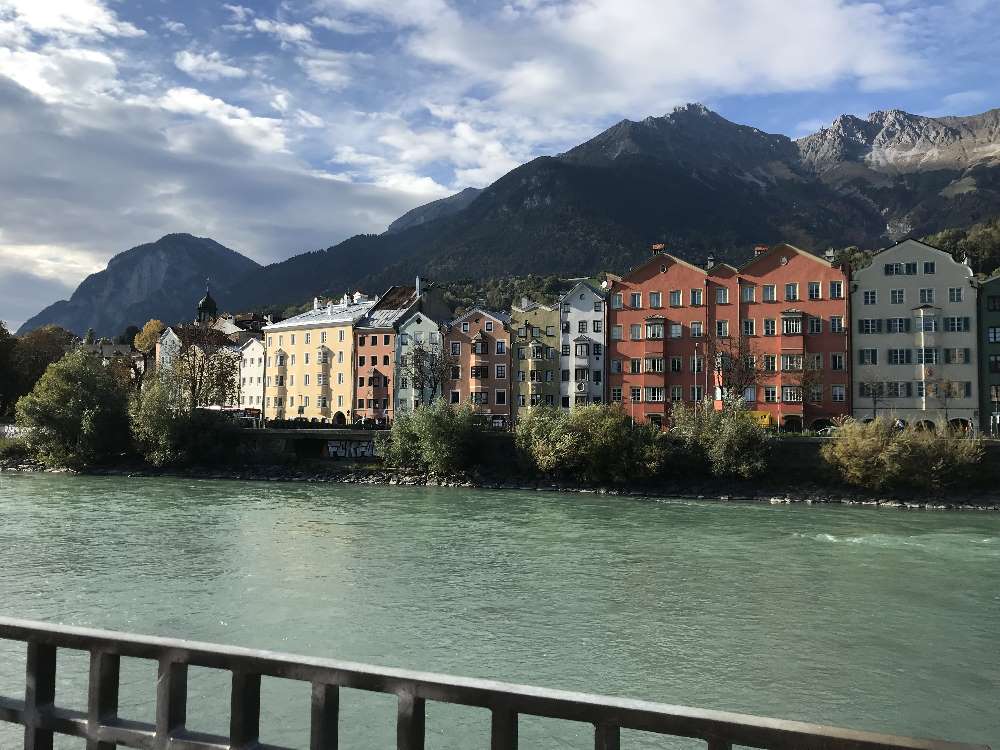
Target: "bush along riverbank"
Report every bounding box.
[2,364,998,509]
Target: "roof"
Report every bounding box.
[162,325,233,348]
[356,285,418,330]
[451,307,511,327]
[511,299,555,314]
[239,338,264,352]
[737,242,832,272]
[558,279,606,301]
[616,252,708,284]
[263,300,376,331]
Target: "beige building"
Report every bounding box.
[262,293,376,423]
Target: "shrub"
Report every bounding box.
[821,418,983,491]
[669,399,772,479]
[0,435,33,462]
[15,349,130,468]
[130,371,238,466]
[377,400,480,474]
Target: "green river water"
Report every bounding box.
[0,473,997,748]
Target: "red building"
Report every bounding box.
[707,244,850,430]
[353,285,418,423]
[444,308,513,426]
[608,244,850,430]
[607,253,710,426]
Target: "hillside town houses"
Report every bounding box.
[148,239,1000,434]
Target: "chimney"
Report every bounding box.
[651,242,666,254]
[706,253,715,270]
[824,248,836,262]
[415,276,421,297]
[313,297,320,310]
[521,296,529,310]
[754,244,768,257]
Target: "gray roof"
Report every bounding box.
[263,300,375,331]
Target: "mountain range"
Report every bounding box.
[18,103,1000,337]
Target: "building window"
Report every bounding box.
[649,291,662,309]
[924,261,936,274]
[763,319,776,336]
[690,289,703,306]
[782,386,803,403]
[691,385,704,401]
[671,386,683,402]
[485,321,493,333]
[495,364,507,379]
[742,319,755,336]
[830,280,843,299]
[859,349,878,365]
[948,287,963,303]
[611,325,623,340]
[593,320,602,333]
[863,289,877,305]
[496,390,507,405]
[610,387,622,402]
[809,385,823,403]
[450,365,461,380]
[577,320,588,334]
[670,323,682,338]
[629,387,641,402]
[762,285,776,302]
[496,341,506,355]
[886,318,906,333]
[784,283,799,301]
[594,301,603,312]
[646,321,664,339]
[919,288,935,304]
[944,348,970,365]
[741,286,755,303]
[450,342,461,355]
[763,354,776,372]
[575,343,590,357]
[690,321,703,338]
[858,319,881,334]
[644,387,665,402]
[670,356,682,373]
[808,317,822,334]
[764,386,777,403]
[630,324,642,340]
[782,317,802,335]
[629,359,641,374]
[645,357,664,373]
[612,293,623,309]
[669,290,682,306]
[716,287,729,304]
[917,317,937,333]
[990,355,1000,374]
[691,356,703,373]
[987,327,1000,343]
[716,320,729,337]
[781,354,803,371]
[808,282,821,300]
[917,347,939,365]
[944,316,970,332]
[630,292,642,309]
[831,353,845,371]
[888,348,911,365]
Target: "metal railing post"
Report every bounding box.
[155,657,187,748]
[24,642,56,750]
[87,650,120,750]
[310,682,339,750]
[230,671,261,748]
[396,693,425,750]
[595,722,620,750]
[490,707,517,749]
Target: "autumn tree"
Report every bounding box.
[167,326,239,410]
[133,319,165,380]
[398,341,457,406]
[705,328,762,401]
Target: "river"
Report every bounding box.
[0,473,997,748]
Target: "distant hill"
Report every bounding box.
[17,234,259,337]
[227,104,1000,311]
[22,104,1000,329]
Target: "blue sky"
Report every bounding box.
[1,0,998,331]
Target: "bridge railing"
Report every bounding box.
[0,617,988,750]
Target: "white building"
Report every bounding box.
[559,280,607,407]
[394,312,445,413]
[851,238,979,429]
[239,338,265,411]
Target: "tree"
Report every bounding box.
[670,398,772,479]
[133,319,165,381]
[15,349,130,468]
[10,325,77,407]
[376,399,481,473]
[165,326,239,410]
[926,373,965,426]
[705,328,762,401]
[83,328,96,345]
[0,321,17,420]
[118,325,141,347]
[398,341,457,406]
[856,376,885,419]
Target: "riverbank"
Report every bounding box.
[4,457,997,510]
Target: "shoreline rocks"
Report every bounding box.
[3,459,998,510]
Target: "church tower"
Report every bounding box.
[197,280,218,325]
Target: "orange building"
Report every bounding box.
[608,244,851,430]
[444,308,512,426]
[607,253,710,426]
[352,285,418,423]
[707,244,850,431]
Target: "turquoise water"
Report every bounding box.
[0,473,997,748]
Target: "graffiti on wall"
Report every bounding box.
[326,438,376,459]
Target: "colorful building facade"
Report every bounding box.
[511,299,560,409]
[261,293,375,423]
[352,285,418,423]
[444,308,512,424]
[977,274,1000,434]
[395,312,447,413]
[850,239,978,428]
[559,281,607,408]
[707,244,851,430]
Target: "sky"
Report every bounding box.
[0,0,998,331]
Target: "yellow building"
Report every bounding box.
[262,293,375,424]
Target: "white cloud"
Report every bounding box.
[296,47,365,89]
[174,49,247,81]
[156,87,287,153]
[0,0,144,39]
[253,18,313,44]
[311,15,377,34]
[162,19,187,35]
[223,4,253,23]
[0,44,120,103]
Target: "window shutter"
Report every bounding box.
[884,264,892,275]
[944,349,952,364]
[876,319,883,333]
[905,382,913,397]
[857,349,865,365]
[965,382,972,398]
[904,318,911,332]
[858,319,865,333]
[872,350,878,365]
[905,349,913,364]
[962,317,970,332]
[964,348,971,363]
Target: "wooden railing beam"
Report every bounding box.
[309,682,339,750]
[87,650,120,750]
[24,641,57,750]
[396,693,425,750]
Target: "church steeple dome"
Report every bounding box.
[197,280,218,324]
